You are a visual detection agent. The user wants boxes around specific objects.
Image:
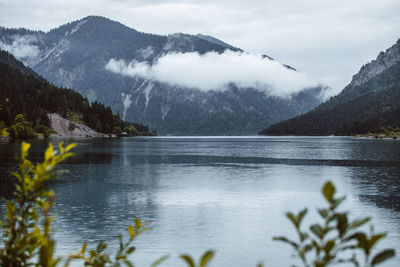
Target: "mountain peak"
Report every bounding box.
[349,38,400,87]
[47,15,137,36]
[195,34,239,50]
[0,17,325,135]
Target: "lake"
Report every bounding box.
[1,136,400,266]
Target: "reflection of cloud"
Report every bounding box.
[106,50,318,97]
[0,35,40,60]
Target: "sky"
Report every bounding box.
[0,0,399,94]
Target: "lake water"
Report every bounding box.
[1,136,400,266]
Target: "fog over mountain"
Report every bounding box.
[105,50,318,97]
[0,16,327,135]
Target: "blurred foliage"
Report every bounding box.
[0,141,75,266]
[180,250,215,267]
[0,120,8,138]
[0,143,395,267]
[272,181,395,267]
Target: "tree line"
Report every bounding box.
[0,50,155,139]
[260,62,400,136]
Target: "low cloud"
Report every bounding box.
[136,46,155,60]
[105,50,318,97]
[0,35,40,60]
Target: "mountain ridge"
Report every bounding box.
[260,39,400,136]
[0,16,326,135]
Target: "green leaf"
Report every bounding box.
[324,240,335,255]
[297,209,308,227]
[351,232,368,254]
[331,196,346,209]
[318,209,329,219]
[123,259,134,267]
[304,244,313,253]
[299,232,309,242]
[126,246,136,254]
[312,240,321,256]
[151,255,169,267]
[200,250,215,267]
[273,236,299,249]
[335,213,348,237]
[180,255,195,267]
[286,212,298,228]
[310,224,324,240]
[369,233,386,249]
[81,242,87,254]
[127,225,134,239]
[371,249,395,266]
[286,209,307,229]
[322,181,335,203]
[135,218,141,231]
[349,217,370,230]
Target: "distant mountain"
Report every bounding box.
[195,34,240,51]
[0,49,152,135]
[260,39,400,135]
[0,16,326,135]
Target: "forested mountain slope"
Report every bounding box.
[0,49,152,136]
[260,39,400,136]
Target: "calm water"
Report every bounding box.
[1,136,400,266]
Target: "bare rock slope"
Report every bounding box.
[48,113,108,137]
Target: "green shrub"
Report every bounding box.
[34,124,53,139]
[112,126,122,136]
[65,110,85,125]
[0,121,8,138]
[7,114,37,139]
[273,181,395,267]
[124,125,139,137]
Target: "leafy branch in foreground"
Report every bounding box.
[64,218,155,267]
[273,181,395,267]
[180,250,215,267]
[0,141,75,266]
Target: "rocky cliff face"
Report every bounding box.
[0,16,327,135]
[349,39,400,87]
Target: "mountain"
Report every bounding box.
[0,48,40,79]
[195,34,240,51]
[0,16,326,135]
[0,49,153,136]
[260,39,400,135]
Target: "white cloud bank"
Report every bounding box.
[0,35,40,60]
[105,50,318,97]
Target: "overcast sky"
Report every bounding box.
[0,0,399,94]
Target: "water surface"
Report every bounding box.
[1,136,399,266]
